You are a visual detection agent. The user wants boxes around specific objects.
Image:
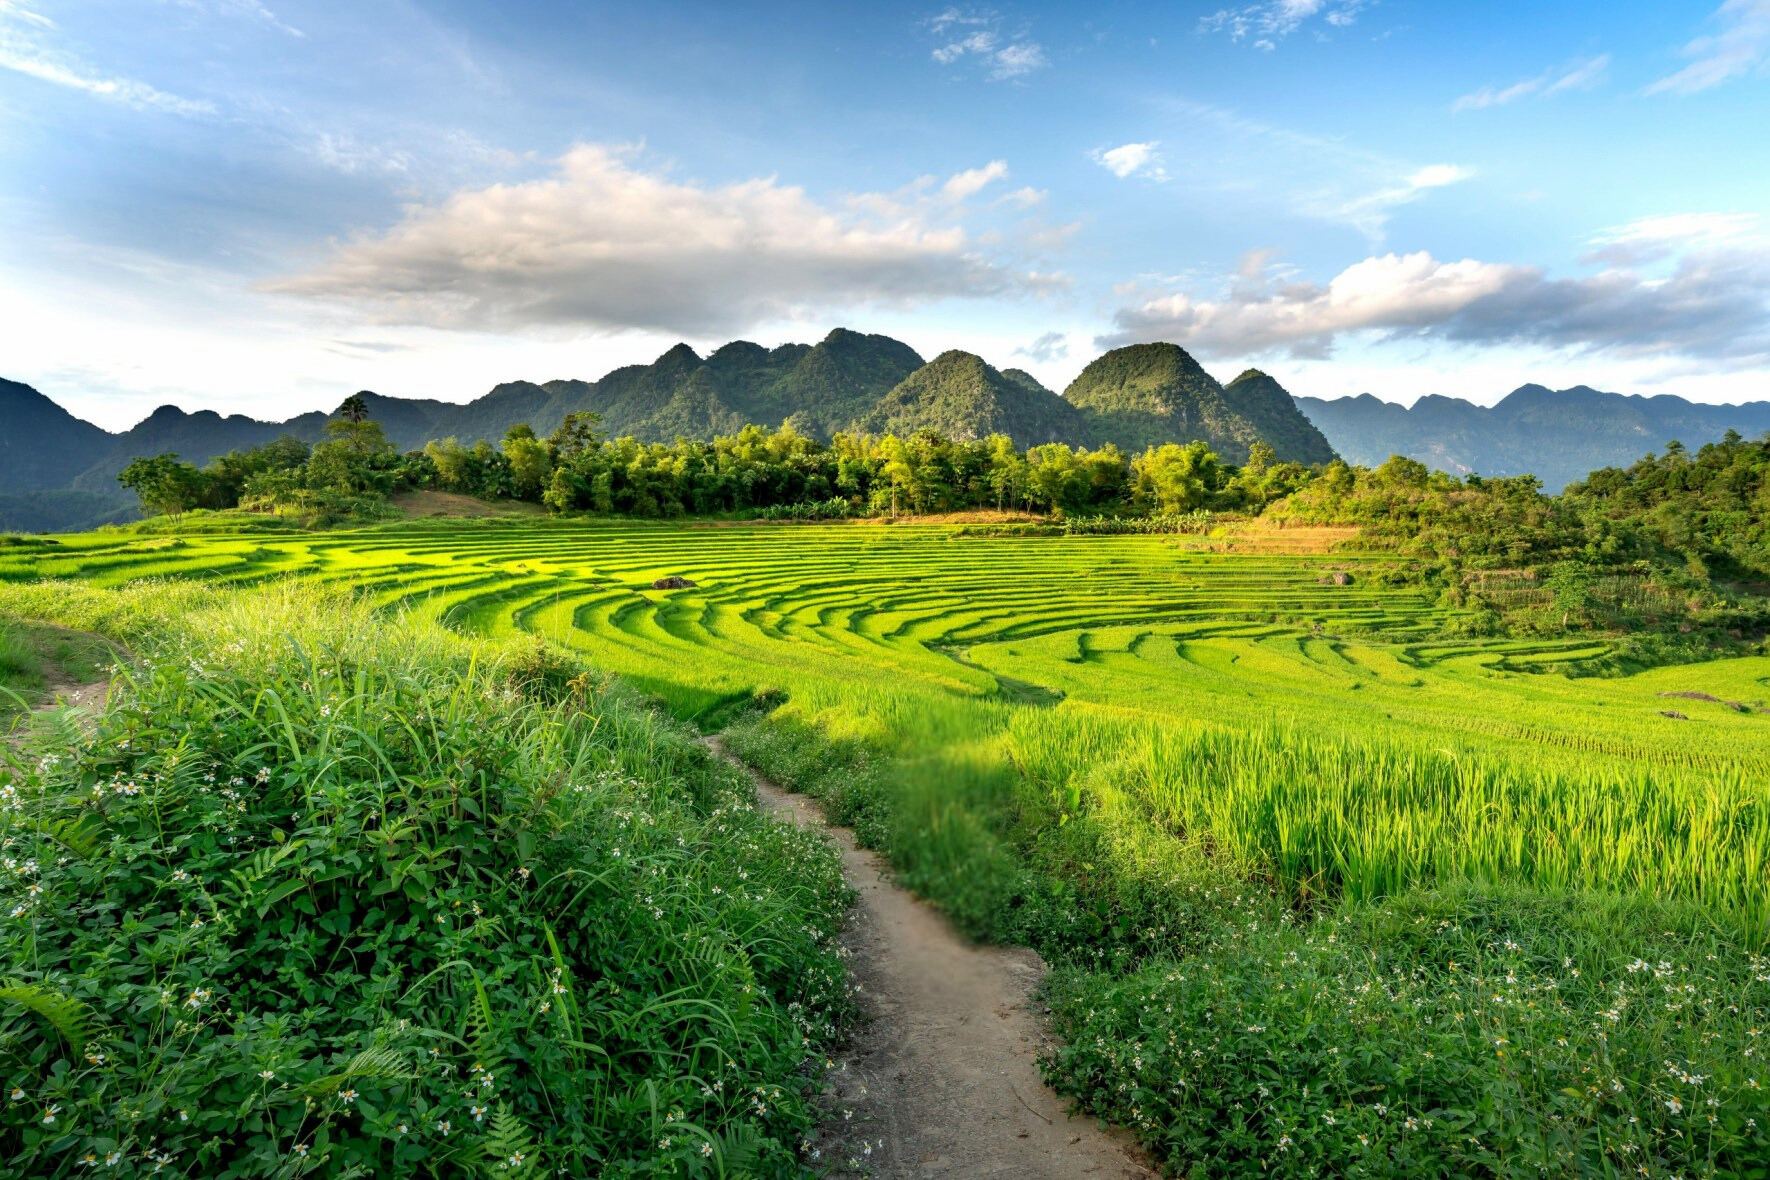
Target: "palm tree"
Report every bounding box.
[337,393,370,423]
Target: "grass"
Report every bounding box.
[3,515,1768,1176]
[1,582,853,1176]
[0,616,115,715]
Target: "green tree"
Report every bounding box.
[1132,442,1222,513]
[548,412,604,461]
[875,434,915,517]
[308,417,396,494]
[117,453,205,520]
[1545,559,1596,629]
[502,424,553,501]
[985,433,1027,511]
[424,437,472,492]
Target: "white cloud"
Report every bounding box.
[268,145,1054,336]
[926,9,1047,80]
[1090,141,1167,181]
[1453,54,1610,111]
[1014,330,1069,363]
[0,4,215,115]
[941,159,1010,200]
[1103,236,1770,364]
[169,0,304,38]
[1151,96,1472,242]
[1200,0,1367,46]
[988,40,1047,78]
[0,1,53,29]
[307,132,414,176]
[1586,212,1761,264]
[1326,164,1475,242]
[0,47,214,115]
[1647,0,1770,95]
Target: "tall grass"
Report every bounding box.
[1011,712,1770,943]
[1,583,852,1176]
[5,518,1769,1176]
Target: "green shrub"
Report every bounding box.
[1044,884,1770,1178]
[0,587,851,1176]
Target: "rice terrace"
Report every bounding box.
[7,3,1770,1178]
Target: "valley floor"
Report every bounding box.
[3,516,1767,1176]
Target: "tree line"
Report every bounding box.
[119,397,1316,522]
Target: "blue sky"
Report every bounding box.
[2,0,1768,428]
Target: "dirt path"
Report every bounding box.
[703,736,1154,1179]
[2,622,114,737]
[38,673,109,715]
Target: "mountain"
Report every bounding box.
[1062,344,1334,464]
[1221,370,1338,465]
[752,328,926,438]
[0,331,928,531]
[520,329,925,442]
[1298,385,1770,491]
[857,351,1088,447]
[1,377,113,491]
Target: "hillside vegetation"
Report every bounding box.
[3,334,1340,532]
[1,583,852,1176]
[4,506,1767,1176]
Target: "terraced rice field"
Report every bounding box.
[7,516,1770,938]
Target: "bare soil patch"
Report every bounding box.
[391,491,545,518]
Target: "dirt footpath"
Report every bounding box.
[703,737,1153,1179]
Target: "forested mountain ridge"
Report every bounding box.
[856,350,1088,447]
[523,329,926,442]
[10,325,1766,531]
[1298,384,1770,492]
[1,331,1334,529]
[1222,370,1339,466]
[1060,344,1336,465]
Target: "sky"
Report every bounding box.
[2,1,1769,430]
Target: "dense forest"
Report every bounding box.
[115,395,1316,522]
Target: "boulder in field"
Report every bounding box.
[652,575,697,590]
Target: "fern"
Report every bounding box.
[480,1104,542,1177]
[0,982,91,1055]
[295,1044,413,1099]
[47,812,106,860]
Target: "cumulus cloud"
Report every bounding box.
[268,145,1053,336]
[941,159,1010,200]
[1015,331,1069,363]
[1199,0,1367,47]
[1090,141,1167,181]
[926,8,1047,80]
[1647,0,1770,95]
[1453,54,1610,111]
[1101,234,1770,364]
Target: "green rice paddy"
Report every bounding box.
[6,516,1767,940]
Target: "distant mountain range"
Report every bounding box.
[0,331,1334,531]
[3,328,1764,531]
[1298,385,1770,493]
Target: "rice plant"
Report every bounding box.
[4,515,1767,1176]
